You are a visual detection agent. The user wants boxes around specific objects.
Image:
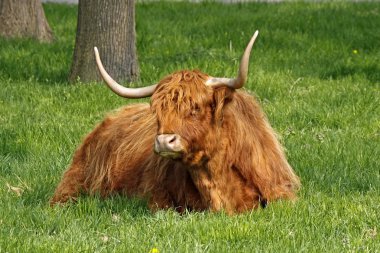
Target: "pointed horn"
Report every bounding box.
[94,47,157,98]
[206,30,259,89]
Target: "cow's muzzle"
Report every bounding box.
[154,134,184,158]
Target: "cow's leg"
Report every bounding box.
[50,123,100,205]
[50,162,85,205]
[147,189,174,212]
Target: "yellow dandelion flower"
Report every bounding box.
[150,248,159,253]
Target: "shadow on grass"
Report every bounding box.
[24,186,152,217]
[0,37,73,85]
[86,194,152,217]
[323,63,380,83]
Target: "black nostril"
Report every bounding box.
[168,135,177,144]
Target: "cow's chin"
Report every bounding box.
[156,151,183,160]
[156,150,207,166]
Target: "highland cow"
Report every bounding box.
[51,31,300,214]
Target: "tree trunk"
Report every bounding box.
[69,0,139,84]
[0,0,53,42]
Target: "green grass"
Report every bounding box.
[1,1,379,252]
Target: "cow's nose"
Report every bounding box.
[154,134,183,155]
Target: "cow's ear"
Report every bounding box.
[212,87,234,124]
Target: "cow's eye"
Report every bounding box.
[190,104,201,117]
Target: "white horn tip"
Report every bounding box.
[94,47,98,54]
[253,30,259,39]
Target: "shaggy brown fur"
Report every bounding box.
[51,70,300,214]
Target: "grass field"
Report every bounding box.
[1,1,379,252]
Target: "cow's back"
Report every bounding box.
[75,103,157,196]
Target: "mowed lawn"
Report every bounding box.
[0,1,379,252]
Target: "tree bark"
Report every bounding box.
[0,0,53,42]
[69,0,139,84]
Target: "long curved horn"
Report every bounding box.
[94,47,157,98]
[206,30,259,89]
